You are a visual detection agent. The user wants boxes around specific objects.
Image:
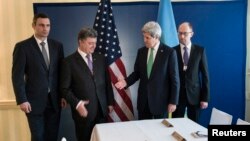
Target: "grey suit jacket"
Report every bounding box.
[126,43,180,115]
[174,44,210,105]
[60,52,114,121]
[12,36,64,114]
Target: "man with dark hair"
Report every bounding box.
[60,27,114,141]
[12,13,66,141]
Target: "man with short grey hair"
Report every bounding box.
[115,21,180,119]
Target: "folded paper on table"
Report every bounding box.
[172,131,186,141]
[162,119,173,127]
[191,131,208,138]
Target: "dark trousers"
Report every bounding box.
[138,100,166,120]
[74,103,106,141]
[26,94,60,141]
[172,89,200,122]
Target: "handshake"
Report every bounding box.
[115,75,127,90]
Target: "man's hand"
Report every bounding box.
[168,104,176,113]
[20,102,32,113]
[76,100,89,117]
[115,79,127,90]
[115,75,127,90]
[200,101,208,109]
[61,98,68,108]
[108,105,114,113]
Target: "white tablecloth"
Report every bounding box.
[90,118,207,141]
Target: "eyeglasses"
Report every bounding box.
[178,32,193,36]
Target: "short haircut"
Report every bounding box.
[32,13,49,25]
[142,21,162,38]
[78,27,98,41]
[179,22,193,32]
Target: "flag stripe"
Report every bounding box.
[109,67,134,113]
[112,84,134,120]
[93,0,134,122]
[115,58,127,76]
[111,100,129,121]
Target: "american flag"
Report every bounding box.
[93,0,134,122]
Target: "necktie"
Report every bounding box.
[40,42,49,69]
[183,47,189,66]
[147,48,154,78]
[86,54,93,73]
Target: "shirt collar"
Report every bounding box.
[34,35,47,45]
[151,41,160,52]
[180,42,192,50]
[77,48,88,58]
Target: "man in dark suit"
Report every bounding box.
[12,13,66,141]
[115,21,180,119]
[60,27,114,141]
[172,22,210,123]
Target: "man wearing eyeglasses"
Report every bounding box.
[172,22,210,123]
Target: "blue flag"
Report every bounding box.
[157,0,179,47]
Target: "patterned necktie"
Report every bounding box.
[147,48,154,78]
[86,54,93,73]
[40,42,49,69]
[183,47,189,66]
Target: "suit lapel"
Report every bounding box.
[149,44,164,79]
[48,40,54,71]
[142,48,149,79]
[176,45,184,71]
[187,45,196,70]
[92,53,97,74]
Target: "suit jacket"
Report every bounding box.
[12,36,64,114]
[126,43,180,115]
[174,44,210,105]
[60,51,114,121]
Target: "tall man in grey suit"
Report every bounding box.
[12,13,65,141]
[60,27,114,141]
[172,22,210,123]
[115,21,180,119]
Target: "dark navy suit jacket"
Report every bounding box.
[60,52,114,121]
[174,44,210,105]
[126,43,180,115]
[12,36,64,114]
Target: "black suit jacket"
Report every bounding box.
[126,43,180,115]
[174,44,210,105]
[60,52,114,121]
[12,36,64,114]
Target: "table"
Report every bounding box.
[90,118,207,141]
